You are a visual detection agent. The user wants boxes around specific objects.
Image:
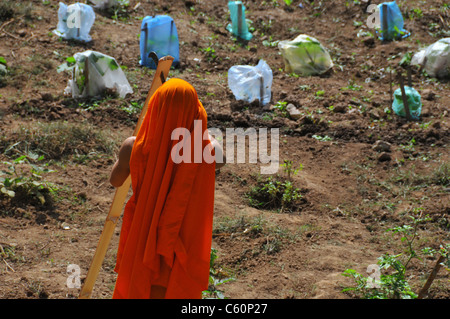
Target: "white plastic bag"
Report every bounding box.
[278,34,333,76]
[63,50,133,99]
[53,2,95,42]
[228,59,273,106]
[411,38,450,79]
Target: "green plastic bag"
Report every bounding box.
[226,1,253,41]
[278,35,333,76]
[392,86,422,120]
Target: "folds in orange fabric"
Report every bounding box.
[113,78,216,299]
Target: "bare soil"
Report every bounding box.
[0,0,449,299]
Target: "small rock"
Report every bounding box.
[17,29,27,37]
[41,93,53,102]
[372,140,392,152]
[286,103,302,120]
[368,108,381,120]
[378,152,391,162]
[333,104,347,113]
[363,37,375,47]
[421,89,435,101]
[432,121,441,129]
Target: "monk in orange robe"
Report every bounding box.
[109,78,224,299]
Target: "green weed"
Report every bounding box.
[202,248,234,299]
[1,121,118,162]
[0,155,56,207]
[247,160,303,213]
[342,209,448,299]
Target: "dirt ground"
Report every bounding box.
[0,0,449,299]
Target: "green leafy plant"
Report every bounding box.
[121,101,142,115]
[247,160,303,213]
[200,46,217,62]
[341,80,362,91]
[312,134,332,142]
[315,90,325,99]
[281,159,303,181]
[342,208,446,299]
[0,154,56,206]
[272,101,289,118]
[202,248,234,299]
[399,52,413,67]
[409,8,424,19]
[262,36,279,47]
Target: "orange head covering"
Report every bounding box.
[113,78,216,299]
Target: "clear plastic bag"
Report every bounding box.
[63,50,133,99]
[377,1,410,41]
[139,15,180,69]
[226,1,253,41]
[53,2,95,42]
[228,59,272,106]
[278,34,333,76]
[411,38,450,79]
[392,86,422,120]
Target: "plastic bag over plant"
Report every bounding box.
[59,50,133,99]
[139,15,180,69]
[228,59,272,106]
[53,2,95,42]
[89,0,128,10]
[377,1,410,41]
[226,1,253,41]
[278,34,333,76]
[0,57,7,77]
[411,38,450,79]
[392,86,422,120]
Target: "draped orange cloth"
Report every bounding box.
[112,78,216,299]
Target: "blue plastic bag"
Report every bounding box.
[139,15,180,69]
[226,1,253,41]
[228,60,272,106]
[53,2,95,42]
[377,1,410,41]
[392,86,422,120]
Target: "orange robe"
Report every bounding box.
[112,78,216,299]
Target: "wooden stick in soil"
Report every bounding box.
[407,66,412,87]
[381,4,388,41]
[84,57,90,97]
[0,19,15,33]
[398,74,413,121]
[389,69,393,106]
[78,54,174,299]
[259,75,264,107]
[417,254,446,299]
[237,3,243,39]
